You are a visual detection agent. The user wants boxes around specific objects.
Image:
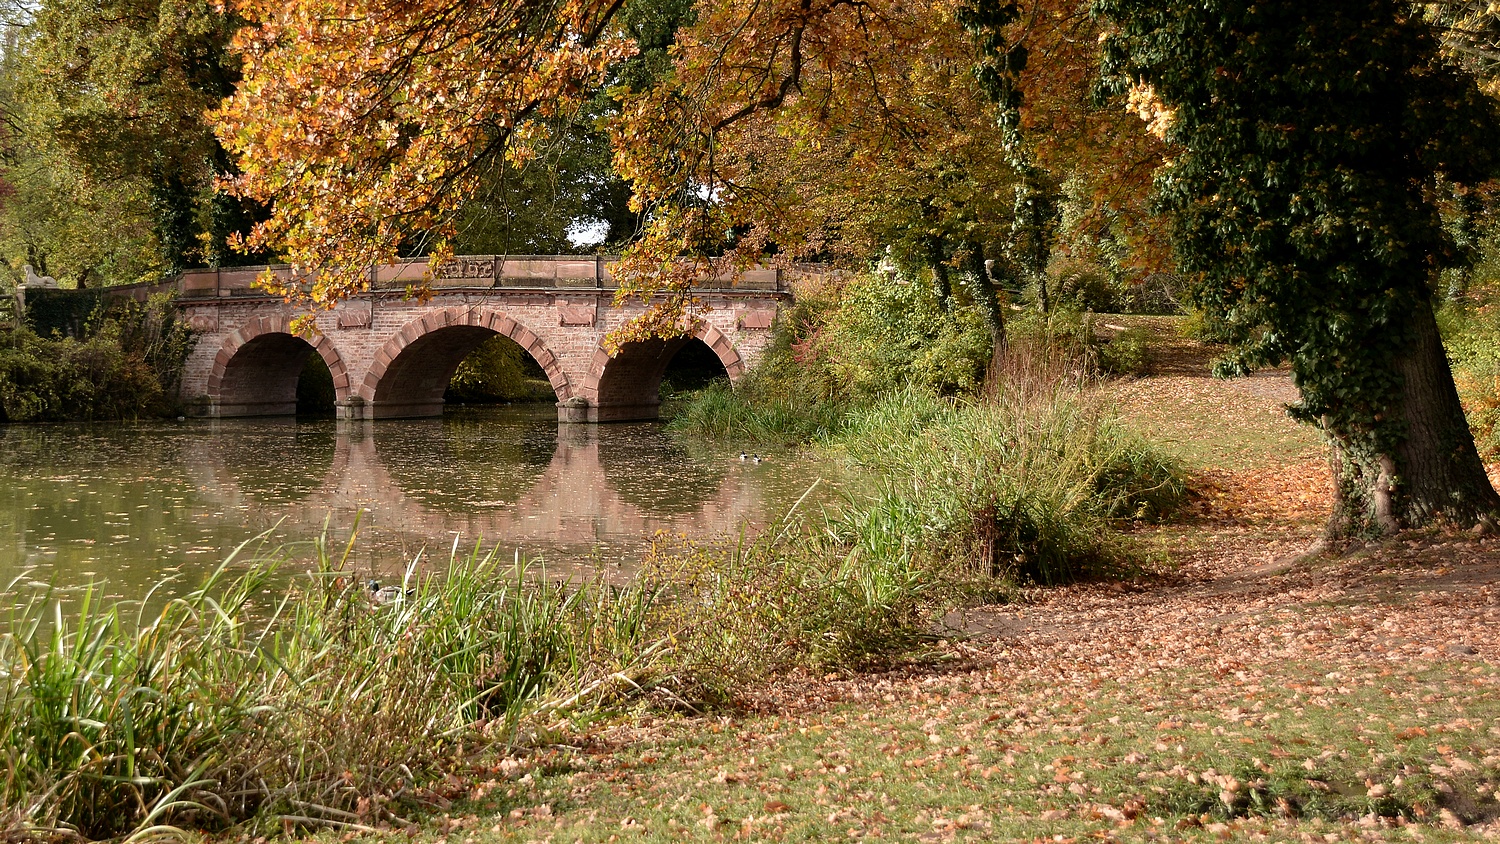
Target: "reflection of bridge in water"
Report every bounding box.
[185,414,782,570]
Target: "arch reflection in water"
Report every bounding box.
[0,408,827,606]
[331,408,753,571]
[192,420,338,506]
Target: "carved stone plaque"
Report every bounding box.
[336,305,373,329]
[558,303,597,326]
[432,255,496,284]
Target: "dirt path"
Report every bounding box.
[963,317,1500,677]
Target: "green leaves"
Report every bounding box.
[1098,0,1499,448]
[1,0,246,280]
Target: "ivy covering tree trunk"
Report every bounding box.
[1096,0,1500,536]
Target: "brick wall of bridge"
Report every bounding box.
[178,288,784,422]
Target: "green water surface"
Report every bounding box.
[0,406,830,605]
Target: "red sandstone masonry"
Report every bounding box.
[180,290,782,420]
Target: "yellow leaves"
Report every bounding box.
[1125,81,1175,140]
[215,0,629,308]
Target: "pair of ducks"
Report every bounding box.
[738,452,765,464]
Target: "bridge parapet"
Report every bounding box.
[178,255,803,299]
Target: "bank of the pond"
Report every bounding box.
[0,514,956,837]
[1,538,660,837]
[1,359,1185,838]
[670,363,1186,587]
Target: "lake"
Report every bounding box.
[0,405,831,605]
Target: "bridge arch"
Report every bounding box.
[207,316,351,417]
[358,307,571,419]
[581,321,746,422]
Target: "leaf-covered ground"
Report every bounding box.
[354,322,1500,843]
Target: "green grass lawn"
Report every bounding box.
[1103,316,1325,472]
[372,655,1497,842]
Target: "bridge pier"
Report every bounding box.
[177,256,789,424]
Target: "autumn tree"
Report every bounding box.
[601,0,1071,344]
[216,0,1039,332]
[214,0,634,308]
[0,0,256,282]
[0,25,163,287]
[1096,0,1500,535]
[215,0,1167,348]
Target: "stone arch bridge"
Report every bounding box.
[167,255,795,423]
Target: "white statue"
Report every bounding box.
[22,264,57,288]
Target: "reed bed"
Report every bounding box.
[0,534,667,838]
[828,339,1184,585]
[0,520,968,839]
[665,381,851,444]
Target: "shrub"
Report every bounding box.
[1122,272,1186,315]
[1439,297,1500,459]
[1045,263,1123,313]
[1180,308,1240,345]
[670,271,993,442]
[0,293,192,421]
[753,271,991,403]
[1097,325,1151,376]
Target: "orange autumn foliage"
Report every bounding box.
[213,0,634,309]
[215,0,1166,333]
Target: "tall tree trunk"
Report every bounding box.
[960,240,1006,357]
[1328,295,1500,536]
[924,234,952,303]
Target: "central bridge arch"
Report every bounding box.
[357,307,571,419]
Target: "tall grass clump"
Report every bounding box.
[829,339,1184,586]
[641,343,1186,689]
[666,381,850,444]
[0,527,980,837]
[670,265,1184,594]
[638,519,943,689]
[0,535,665,838]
